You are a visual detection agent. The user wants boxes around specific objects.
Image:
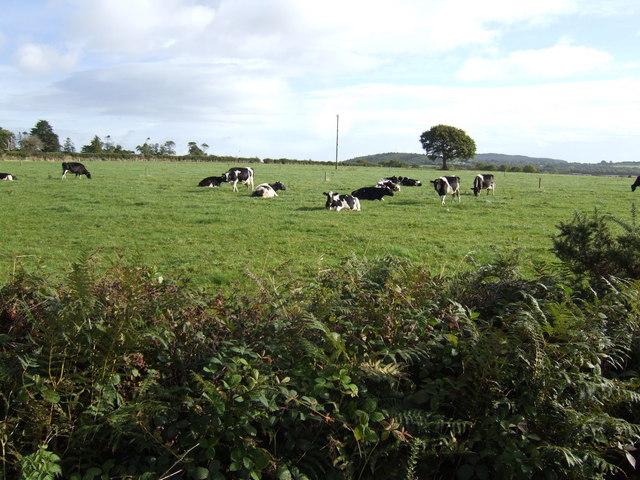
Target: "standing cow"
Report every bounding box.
[222,167,254,192]
[431,176,461,205]
[62,162,91,179]
[631,176,640,192]
[472,174,496,196]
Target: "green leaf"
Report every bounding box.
[276,465,293,480]
[42,388,61,404]
[82,467,102,480]
[192,466,209,479]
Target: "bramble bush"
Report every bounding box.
[1,210,639,479]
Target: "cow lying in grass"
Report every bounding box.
[323,192,361,211]
[252,182,286,198]
[198,175,226,187]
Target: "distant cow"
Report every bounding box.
[222,167,254,192]
[431,176,461,205]
[323,191,361,211]
[381,176,422,187]
[377,179,401,191]
[398,176,422,186]
[252,182,286,198]
[351,185,394,201]
[472,174,496,196]
[632,176,640,192]
[62,162,91,179]
[0,173,16,181]
[198,175,226,187]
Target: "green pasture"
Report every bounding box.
[0,159,637,289]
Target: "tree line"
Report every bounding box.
[0,120,216,157]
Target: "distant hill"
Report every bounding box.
[344,152,640,175]
[344,152,426,166]
[473,153,568,167]
[344,152,568,167]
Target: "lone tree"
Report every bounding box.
[419,124,476,170]
[30,119,61,152]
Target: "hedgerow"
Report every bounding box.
[1,211,639,479]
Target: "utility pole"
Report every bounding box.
[335,114,339,170]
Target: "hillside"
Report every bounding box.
[344,152,640,175]
[344,152,568,167]
[473,153,568,167]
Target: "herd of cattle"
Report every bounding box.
[195,166,497,209]
[1,163,640,209]
[195,166,499,209]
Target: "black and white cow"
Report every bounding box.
[431,176,461,205]
[0,173,16,181]
[351,185,394,201]
[252,182,286,198]
[198,175,226,187]
[222,167,254,192]
[381,176,422,187]
[377,178,401,191]
[324,192,361,211]
[62,162,91,179]
[398,176,422,187]
[472,174,496,196]
[631,176,640,192]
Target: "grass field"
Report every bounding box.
[0,159,637,290]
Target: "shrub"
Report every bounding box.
[552,206,640,283]
[1,245,639,478]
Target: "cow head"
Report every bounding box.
[323,191,336,209]
[271,181,287,191]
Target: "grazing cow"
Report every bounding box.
[632,176,640,192]
[0,173,16,181]
[351,185,394,201]
[62,162,91,179]
[323,192,361,211]
[377,178,401,191]
[252,182,287,198]
[222,167,254,192]
[198,175,226,187]
[472,174,496,196]
[431,176,461,205]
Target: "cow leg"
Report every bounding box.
[62,170,68,179]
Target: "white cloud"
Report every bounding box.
[67,0,216,58]
[3,0,640,162]
[456,44,612,82]
[13,43,79,75]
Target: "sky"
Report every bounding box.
[1,0,639,163]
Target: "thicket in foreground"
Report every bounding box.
[1,211,639,479]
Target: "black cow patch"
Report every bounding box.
[351,186,394,200]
